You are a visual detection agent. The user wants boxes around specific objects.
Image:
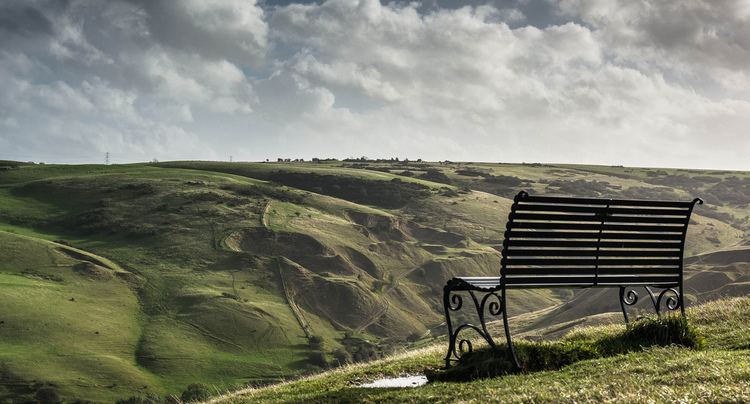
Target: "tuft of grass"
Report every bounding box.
[429,315,704,382]
[601,315,705,351]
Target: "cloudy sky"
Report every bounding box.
[1,0,749,168]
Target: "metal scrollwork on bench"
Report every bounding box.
[480,292,504,317]
[443,285,505,366]
[655,288,681,315]
[619,286,640,324]
[620,286,683,324]
[447,292,463,311]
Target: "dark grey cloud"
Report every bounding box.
[122,0,267,66]
[263,0,569,28]
[0,5,53,39]
[418,0,568,27]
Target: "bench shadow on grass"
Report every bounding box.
[428,315,706,382]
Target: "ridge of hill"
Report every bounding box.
[0,160,749,401]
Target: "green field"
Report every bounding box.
[0,160,748,401]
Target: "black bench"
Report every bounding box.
[443,190,702,368]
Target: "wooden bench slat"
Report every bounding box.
[504,275,678,285]
[511,213,688,224]
[504,267,679,276]
[505,249,681,257]
[508,231,684,240]
[505,240,683,249]
[518,195,695,208]
[503,257,681,266]
[515,204,691,214]
[510,222,685,232]
[504,282,679,288]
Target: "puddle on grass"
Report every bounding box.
[358,375,428,388]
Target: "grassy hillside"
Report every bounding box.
[0,231,154,401]
[0,160,748,401]
[210,297,750,403]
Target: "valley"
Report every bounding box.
[0,160,748,402]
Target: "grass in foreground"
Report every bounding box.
[430,315,705,382]
[210,297,750,403]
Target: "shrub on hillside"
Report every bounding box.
[545,179,618,197]
[705,176,750,205]
[418,169,451,184]
[0,160,21,169]
[34,386,61,404]
[219,183,263,197]
[267,171,430,208]
[301,364,324,375]
[332,348,353,365]
[220,182,304,203]
[119,182,158,196]
[483,175,523,187]
[308,335,325,350]
[440,187,459,197]
[455,168,487,177]
[308,351,329,368]
[70,209,158,237]
[365,167,391,173]
[180,384,212,403]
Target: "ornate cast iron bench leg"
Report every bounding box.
[501,287,520,370]
[443,283,520,370]
[443,285,460,368]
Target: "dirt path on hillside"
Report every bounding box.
[276,258,313,339]
[261,201,272,229]
[352,261,429,333]
[353,299,389,333]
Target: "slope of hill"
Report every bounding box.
[209,297,750,403]
[0,230,153,402]
[0,160,748,401]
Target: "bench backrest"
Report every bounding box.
[501,191,702,288]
